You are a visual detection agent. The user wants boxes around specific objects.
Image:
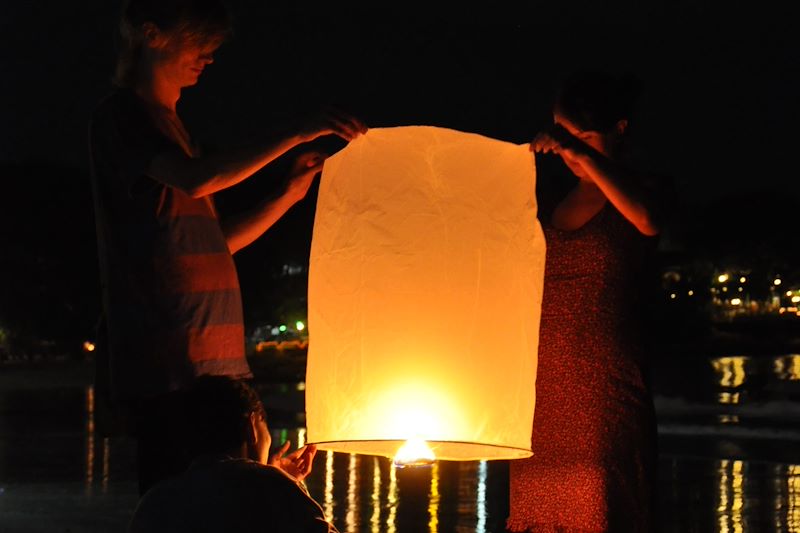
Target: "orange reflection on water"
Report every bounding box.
[788,465,800,531]
[774,355,800,381]
[324,451,335,522]
[717,459,744,533]
[711,357,747,388]
[345,454,360,532]
[387,462,398,533]
[428,462,440,533]
[718,392,741,405]
[370,457,381,533]
[85,386,94,492]
[102,437,110,493]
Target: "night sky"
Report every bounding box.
[4,4,799,193]
[1,2,798,343]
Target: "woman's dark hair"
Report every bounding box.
[556,71,643,133]
[114,0,232,87]
[184,376,266,456]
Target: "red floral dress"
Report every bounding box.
[508,203,657,533]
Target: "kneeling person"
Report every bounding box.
[129,376,336,532]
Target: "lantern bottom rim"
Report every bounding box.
[308,439,533,461]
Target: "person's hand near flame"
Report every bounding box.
[269,441,318,482]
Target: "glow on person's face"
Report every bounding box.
[158,36,222,89]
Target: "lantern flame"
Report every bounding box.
[394,438,436,468]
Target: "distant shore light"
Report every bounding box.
[774,278,783,286]
[730,298,742,306]
[296,321,305,331]
[718,274,729,283]
[739,276,747,283]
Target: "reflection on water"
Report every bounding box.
[775,355,800,381]
[82,386,119,496]
[289,436,504,532]
[711,357,746,414]
[102,436,110,493]
[284,350,800,532]
[428,461,439,532]
[718,392,740,405]
[5,355,800,532]
[718,414,740,424]
[771,463,800,532]
[477,460,488,532]
[457,461,478,533]
[85,386,94,493]
[346,454,359,532]
[371,458,381,533]
[717,459,745,533]
[708,353,800,393]
[788,465,800,531]
[387,455,398,533]
[324,450,335,522]
[712,356,747,388]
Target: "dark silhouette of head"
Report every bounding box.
[555,71,643,134]
[183,376,267,459]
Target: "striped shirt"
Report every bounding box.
[89,90,251,399]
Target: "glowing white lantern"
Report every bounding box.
[306,127,544,463]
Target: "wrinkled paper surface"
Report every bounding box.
[307,127,544,460]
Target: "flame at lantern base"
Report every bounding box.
[393,438,436,468]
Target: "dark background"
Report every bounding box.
[1,2,798,351]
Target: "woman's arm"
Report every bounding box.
[147,112,365,199]
[532,126,667,236]
[221,152,325,254]
[566,149,663,236]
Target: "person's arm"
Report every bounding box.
[148,111,366,199]
[532,126,667,236]
[220,152,324,254]
[565,147,663,236]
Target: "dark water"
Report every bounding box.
[1,353,799,532]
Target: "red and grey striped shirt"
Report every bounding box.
[89,90,251,400]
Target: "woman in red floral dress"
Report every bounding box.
[508,72,671,532]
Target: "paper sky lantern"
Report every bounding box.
[306,126,544,463]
